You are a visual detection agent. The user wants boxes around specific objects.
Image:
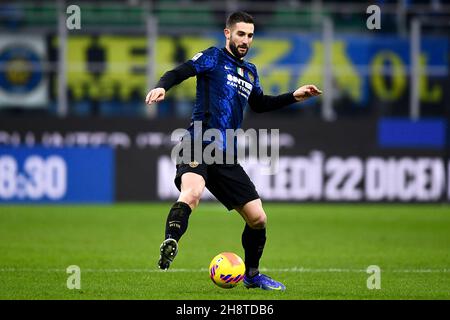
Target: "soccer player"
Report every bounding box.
[145,11,321,291]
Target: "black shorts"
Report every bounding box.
[174,162,260,211]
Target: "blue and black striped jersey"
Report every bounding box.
[156,46,296,153]
[186,47,262,151]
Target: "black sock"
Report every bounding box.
[241,223,266,277]
[165,201,192,242]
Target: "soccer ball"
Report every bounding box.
[209,252,245,289]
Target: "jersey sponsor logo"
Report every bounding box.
[226,74,253,99]
[191,52,203,61]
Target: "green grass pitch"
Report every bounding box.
[0,203,449,300]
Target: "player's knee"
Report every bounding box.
[248,213,267,229]
[179,188,203,209]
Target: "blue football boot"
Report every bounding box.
[243,273,286,291]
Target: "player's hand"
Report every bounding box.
[145,88,166,105]
[293,85,322,102]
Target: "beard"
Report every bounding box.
[229,40,248,59]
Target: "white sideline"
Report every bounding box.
[0,267,449,273]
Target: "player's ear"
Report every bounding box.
[224,28,230,40]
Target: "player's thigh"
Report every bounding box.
[235,199,267,229]
[174,161,208,199]
[180,172,206,195]
[177,172,206,210]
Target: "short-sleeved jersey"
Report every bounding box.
[186,47,262,152]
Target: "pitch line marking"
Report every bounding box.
[0,267,449,273]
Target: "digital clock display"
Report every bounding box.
[0,155,67,200]
[0,147,114,203]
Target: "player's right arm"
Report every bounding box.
[145,62,197,105]
[145,47,218,105]
[145,87,166,105]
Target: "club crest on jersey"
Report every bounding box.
[247,71,254,83]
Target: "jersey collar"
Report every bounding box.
[222,47,245,65]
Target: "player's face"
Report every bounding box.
[225,22,254,59]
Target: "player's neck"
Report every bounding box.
[223,46,244,62]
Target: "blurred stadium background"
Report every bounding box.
[0,0,449,300]
[0,0,449,203]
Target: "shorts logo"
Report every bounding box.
[189,160,199,168]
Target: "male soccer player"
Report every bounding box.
[145,11,321,291]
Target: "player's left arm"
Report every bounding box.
[248,84,322,113]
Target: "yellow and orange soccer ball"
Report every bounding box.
[209,252,245,288]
